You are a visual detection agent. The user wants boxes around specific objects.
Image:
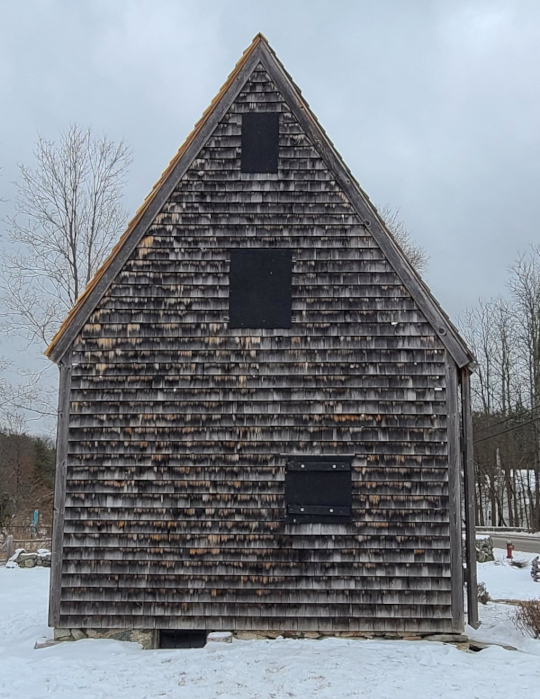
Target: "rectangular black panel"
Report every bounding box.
[241,112,279,173]
[229,248,292,328]
[285,470,352,507]
[285,456,352,524]
[159,630,207,649]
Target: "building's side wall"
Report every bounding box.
[56,65,457,634]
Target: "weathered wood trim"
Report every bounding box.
[258,43,472,369]
[461,369,479,628]
[445,352,464,632]
[47,46,266,364]
[48,349,73,627]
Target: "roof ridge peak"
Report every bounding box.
[45,35,473,369]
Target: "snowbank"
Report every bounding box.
[468,603,540,656]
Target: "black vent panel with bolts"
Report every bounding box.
[285,456,353,524]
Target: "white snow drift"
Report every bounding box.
[0,557,539,699]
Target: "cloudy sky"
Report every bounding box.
[1,0,540,428]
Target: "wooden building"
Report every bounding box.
[46,34,478,644]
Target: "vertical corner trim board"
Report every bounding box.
[48,349,72,628]
[461,369,479,629]
[445,352,465,632]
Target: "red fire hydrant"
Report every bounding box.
[506,541,514,559]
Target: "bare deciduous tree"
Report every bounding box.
[1,124,132,346]
[0,353,53,435]
[378,204,429,274]
[461,298,520,415]
[460,247,540,530]
[509,247,540,528]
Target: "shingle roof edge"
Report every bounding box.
[45,33,268,361]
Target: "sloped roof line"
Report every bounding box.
[46,33,473,368]
[255,40,473,368]
[45,33,268,360]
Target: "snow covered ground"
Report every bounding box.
[477,547,539,601]
[0,559,539,699]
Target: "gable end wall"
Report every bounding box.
[55,66,460,634]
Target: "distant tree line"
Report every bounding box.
[0,431,55,528]
[461,246,540,530]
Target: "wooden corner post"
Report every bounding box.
[461,369,479,628]
[445,353,465,632]
[48,349,73,628]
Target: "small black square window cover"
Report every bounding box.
[285,456,353,524]
[241,112,279,173]
[229,249,292,329]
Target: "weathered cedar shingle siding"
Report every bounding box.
[58,64,458,633]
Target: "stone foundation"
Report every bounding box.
[52,628,470,649]
[53,628,157,649]
[234,630,469,643]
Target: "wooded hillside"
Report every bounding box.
[0,432,55,528]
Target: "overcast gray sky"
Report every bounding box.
[1,0,540,429]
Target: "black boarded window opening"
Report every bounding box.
[241,112,279,173]
[229,249,292,329]
[159,630,207,649]
[285,457,353,524]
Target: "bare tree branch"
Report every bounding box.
[0,124,132,346]
[378,204,429,274]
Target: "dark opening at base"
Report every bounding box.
[159,630,207,649]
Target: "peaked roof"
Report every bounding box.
[46,33,474,369]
